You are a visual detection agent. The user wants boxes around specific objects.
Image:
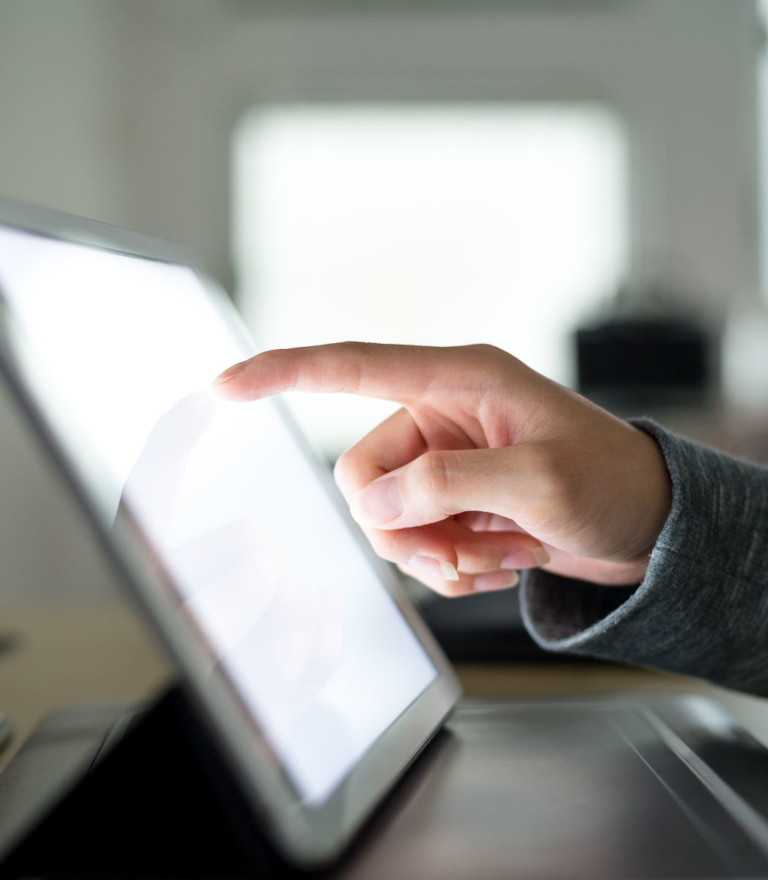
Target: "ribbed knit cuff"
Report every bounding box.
[520,420,768,695]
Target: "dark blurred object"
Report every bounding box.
[576,315,712,406]
[0,632,19,656]
[416,588,597,664]
[574,278,717,408]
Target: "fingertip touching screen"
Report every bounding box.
[0,224,437,807]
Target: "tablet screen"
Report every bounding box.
[0,224,437,807]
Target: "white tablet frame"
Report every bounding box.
[0,197,461,867]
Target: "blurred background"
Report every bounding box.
[1,0,768,617]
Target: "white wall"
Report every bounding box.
[0,0,761,601]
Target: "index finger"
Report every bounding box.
[213,342,460,403]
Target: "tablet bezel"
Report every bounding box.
[0,198,462,867]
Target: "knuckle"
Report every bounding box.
[458,343,522,395]
[459,343,505,374]
[314,341,368,393]
[409,450,454,510]
[455,546,498,574]
[436,581,474,599]
[463,342,503,358]
[523,442,579,509]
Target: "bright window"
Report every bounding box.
[233,103,628,458]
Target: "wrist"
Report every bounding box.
[625,421,673,564]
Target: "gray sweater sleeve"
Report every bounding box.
[519,419,768,695]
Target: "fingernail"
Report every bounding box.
[500,547,550,570]
[353,476,402,526]
[473,570,520,592]
[408,554,460,582]
[214,362,247,384]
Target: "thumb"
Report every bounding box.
[349,447,530,528]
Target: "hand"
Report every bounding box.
[214,343,671,597]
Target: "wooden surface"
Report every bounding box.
[0,600,172,771]
[1,598,768,774]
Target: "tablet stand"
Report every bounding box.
[0,684,303,879]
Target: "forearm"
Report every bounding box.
[521,421,768,695]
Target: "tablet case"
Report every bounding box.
[0,685,291,878]
[6,685,768,879]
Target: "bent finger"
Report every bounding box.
[350,445,540,529]
[398,560,519,599]
[334,407,426,498]
[364,524,459,579]
[452,530,549,574]
[364,520,547,576]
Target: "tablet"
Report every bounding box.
[0,199,460,867]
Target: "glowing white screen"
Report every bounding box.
[0,225,436,804]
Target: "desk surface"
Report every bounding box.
[1,599,767,773]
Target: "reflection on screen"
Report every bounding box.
[0,226,436,804]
